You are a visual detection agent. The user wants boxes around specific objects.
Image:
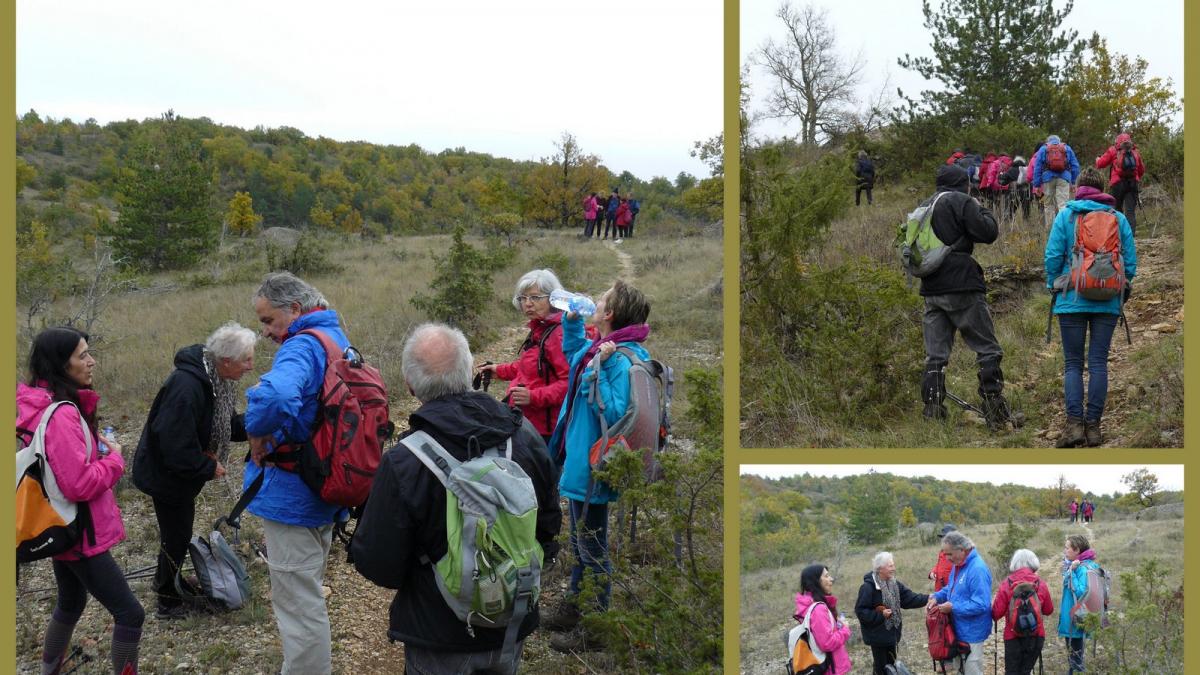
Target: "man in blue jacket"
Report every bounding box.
[245,272,347,674]
[928,531,993,675]
[1032,134,1080,231]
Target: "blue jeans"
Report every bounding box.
[567,499,611,610]
[1058,313,1118,422]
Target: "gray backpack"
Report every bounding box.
[587,346,674,484]
[400,430,542,665]
[178,524,251,611]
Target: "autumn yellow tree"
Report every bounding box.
[225,191,262,236]
[900,506,917,527]
[522,132,609,229]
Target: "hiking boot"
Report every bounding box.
[540,600,582,633]
[549,626,604,653]
[155,603,191,620]
[1084,420,1102,447]
[922,402,947,421]
[1056,417,1086,448]
[980,394,1012,430]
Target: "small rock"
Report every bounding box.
[1151,322,1177,333]
[1175,308,1184,322]
[322,585,333,598]
[965,414,986,426]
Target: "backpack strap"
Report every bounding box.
[499,565,536,665]
[399,430,460,488]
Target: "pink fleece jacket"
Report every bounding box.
[16,382,127,560]
[793,592,853,674]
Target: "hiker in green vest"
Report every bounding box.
[917,165,1012,429]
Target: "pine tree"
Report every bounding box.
[410,223,495,348]
[107,113,218,270]
[898,0,1080,126]
[847,473,897,545]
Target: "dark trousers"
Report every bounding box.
[869,643,897,674]
[152,496,197,608]
[856,183,874,205]
[628,212,637,237]
[1066,636,1085,673]
[568,499,611,610]
[53,552,145,628]
[922,293,1005,400]
[583,218,596,237]
[1004,636,1044,674]
[1058,313,1118,422]
[1110,179,1138,235]
[603,214,616,238]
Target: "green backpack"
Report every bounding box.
[400,430,542,662]
[896,191,953,278]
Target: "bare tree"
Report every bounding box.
[754,2,865,145]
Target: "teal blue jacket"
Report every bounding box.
[1045,199,1137,315]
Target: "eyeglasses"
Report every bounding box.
[517,294,549,304]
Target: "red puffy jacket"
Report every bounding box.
[1095,133,1145,185]
[494,313,571,436]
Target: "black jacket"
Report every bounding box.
[351,391,562,652]
[920,165,998,297]
[855,158,876,186]
[132,345,245,505]
[854,571,929,646]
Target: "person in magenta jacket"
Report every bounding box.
[16,327,144,675]
[582,192,599,238]
[476,269,574,442]
[793,564,853,674]
[991,549,1055,675]
[1095,132,1146,234]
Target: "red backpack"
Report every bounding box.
[1069,210,1125,301]
[1045,143,1067,172]
[270,328,394,507]
[927,604,968,664]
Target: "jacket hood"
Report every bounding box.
[794,591,839,617]
[285,308,342,340]
[1115,133,1132,146]
[1006,567,1041,585]
[936,164,969,192]
[1047,135,1061,145]
[173,344,212,394]
[409,391,525,450]
[984,153,996,161]
[16,381,99,433]
[527,311,564,332]
[1068,187,1117,209]
[1013,156,1026,166]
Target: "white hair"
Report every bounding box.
[254,272,328,312]
[511,269,564,310]
[205,322,257,361]
[401,323,473,402]
[1009,548,1041,572]
[942,531,975,551]
[872,551,894,571]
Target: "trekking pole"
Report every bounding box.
[993,620,998,674]
[1045,291,1058,343]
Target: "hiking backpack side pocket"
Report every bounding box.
[16,402,95,563]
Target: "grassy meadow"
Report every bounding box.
[740,514,1184,674]
[14,223,723,673]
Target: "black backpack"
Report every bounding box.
[1008,578,1042,637]
[1120,148,1137,175]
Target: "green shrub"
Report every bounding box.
[1087,558,1183,673]
[264,232,341,276]
[410,223,497,349]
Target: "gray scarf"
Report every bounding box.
[877,572,903,631]
[203,349,236,465]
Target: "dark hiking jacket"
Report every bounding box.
[855,158,876,186]
[132,344,245,505]
[351,392,562,652]
[919,165,998,297]
[854,571,929,646]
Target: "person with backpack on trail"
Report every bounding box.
[915,164,1013,430]
[1059,535,1104,674]
[1033,135,1081,231]
[991,549,1055,675]
[614,197,632,242]
[543,279,652,653]
[926,531,993,675]
[17,327,145,675]
[603,188,620,240]
[476,269,578,444]
[1095,132,1145,235]
[351,323,562,674]
[1082,500,1094,524]
[131,322,255,621]
[1068,498,1079,523]
[582,192,599,238]
[243,272,355,674]
[928,524,957,591]
[855,552,929,674]
[855,150,877,206]
[794,564,854,674]
[1044,167,1137,448]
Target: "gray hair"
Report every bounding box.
[511,269,564,310]
[872,551,894,571]
[1009,548,1040,572]
[254,272,328,312]
[204,322,257,361]
[942,531,974,552]
[401,323,473,402]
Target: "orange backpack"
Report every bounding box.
[1069,210,1125,301]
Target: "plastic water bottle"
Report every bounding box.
[99,426,115,455]
[549,289,596,317]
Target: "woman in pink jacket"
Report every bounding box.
[793,564,853,674]
[16,327,143,675]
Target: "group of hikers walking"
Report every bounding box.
[895,132,1140,446]
[1068,498,1096,524]
[17,265,661,673]
[582,189,640,241]
[788,525,1110,675]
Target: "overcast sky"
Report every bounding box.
[16,0,721,180]
[740,0,1184,141]
[740,465,1184,496]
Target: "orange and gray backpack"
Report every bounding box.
[785,602,829,675]
[1065,209,1125,302]
[16,402,96,562]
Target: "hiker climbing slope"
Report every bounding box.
[916,164,1013,429]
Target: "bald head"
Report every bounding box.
[401,323,473,402]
